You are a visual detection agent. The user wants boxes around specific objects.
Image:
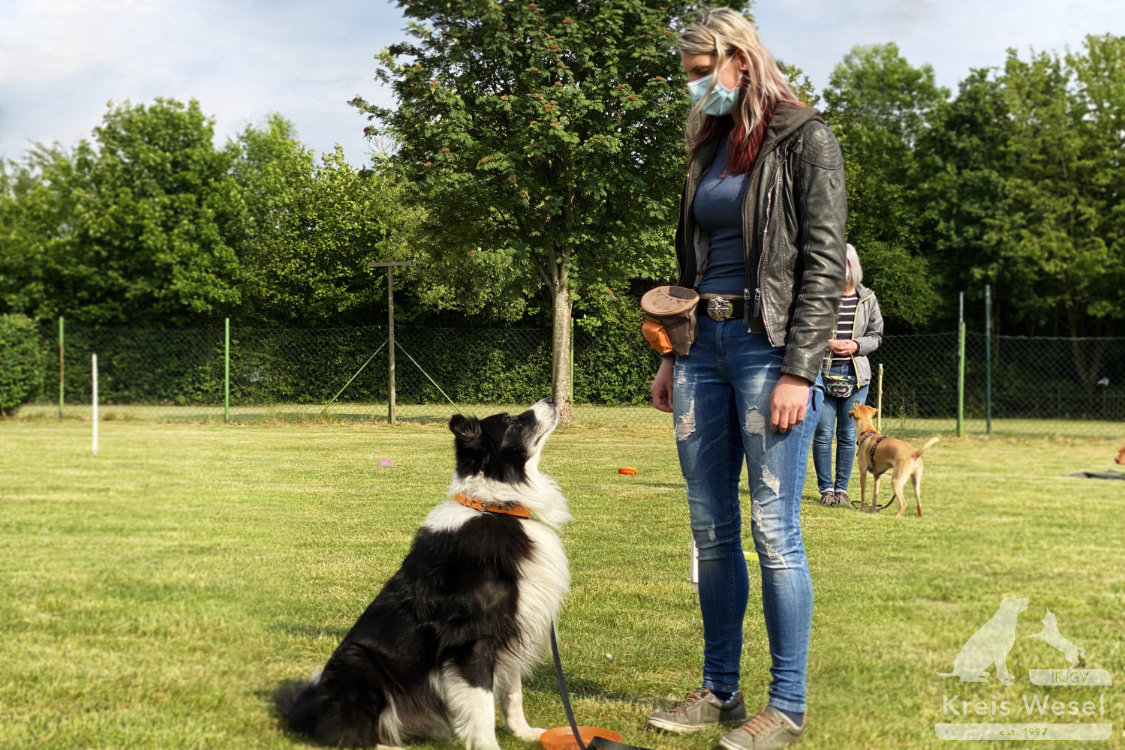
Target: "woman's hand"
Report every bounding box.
[651,357,675,413]
[827,339,858,355]
[770,373,811,433]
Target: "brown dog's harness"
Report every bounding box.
[857,430,890,473]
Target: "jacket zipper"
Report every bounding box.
[753,163,784,335]
[847,291,875,367]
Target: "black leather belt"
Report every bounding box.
[698,295,746,322]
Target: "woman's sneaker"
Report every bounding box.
[819,492,837,505]
[719,705,806,749]
[647,688,746,733]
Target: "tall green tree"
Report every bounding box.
[0,145,84,319]
[984,38,1125,390]
[0,99,242,326]
[231,115,421,326]
[822,43,947,329]
[915,36,1124,393]
[915,68,1016,329]
[354,0,741,421]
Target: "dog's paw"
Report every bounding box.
[511,727,546,742]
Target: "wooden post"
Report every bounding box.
[369,261,412,424]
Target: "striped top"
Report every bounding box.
[832,292,859,365]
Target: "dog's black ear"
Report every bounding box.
[449,413,482,443]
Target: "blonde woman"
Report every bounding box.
[813,243,884,507]
[649,8,846,749]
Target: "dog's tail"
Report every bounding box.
[274,678,323,740]
[915,437,940,458]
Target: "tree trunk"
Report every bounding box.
[550,281,575,425]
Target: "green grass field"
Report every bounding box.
[1,416,1123,749]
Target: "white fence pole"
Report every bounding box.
[689,539,699,595]
[92,353,98,457]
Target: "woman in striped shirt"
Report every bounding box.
[813,244,884,506]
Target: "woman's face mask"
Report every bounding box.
[687,58,739,116]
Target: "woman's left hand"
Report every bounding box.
[770,374,811,433]
[828,338,858,355]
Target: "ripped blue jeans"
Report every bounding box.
[672,316,820,713]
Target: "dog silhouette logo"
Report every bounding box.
[938,596,1029,685]
[1027,609,1086,668]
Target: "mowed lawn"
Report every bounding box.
[0,417,1123,750]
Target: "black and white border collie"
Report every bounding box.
[275,398,570,749]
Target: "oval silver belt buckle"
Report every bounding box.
[707,296,733,321]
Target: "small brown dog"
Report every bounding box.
[848,403,940,517]
[1116,446,1125,465]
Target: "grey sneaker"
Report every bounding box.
[819,492,837,505]
[647,688,746,733]
[834,491,852,506]
[719,705,806,750]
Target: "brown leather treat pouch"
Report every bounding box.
[640,286,699,356]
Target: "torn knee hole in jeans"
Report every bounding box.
[752,528,787,566]
[675,398,696,440]
[762,465,780,495]
[744,406,766,436]
[765,543,785,564]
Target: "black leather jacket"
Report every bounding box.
[674,104,848,384]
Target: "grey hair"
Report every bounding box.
[846,243,863,286]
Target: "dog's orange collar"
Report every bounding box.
[453,492,532,519]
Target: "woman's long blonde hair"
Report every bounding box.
[677,8,802,171]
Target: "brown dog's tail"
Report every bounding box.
[914,437,940,458]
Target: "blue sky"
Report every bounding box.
[1,1,1123,167]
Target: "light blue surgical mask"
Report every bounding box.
[687,61,740,116]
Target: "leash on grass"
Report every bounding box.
[848,491,896,512]
[550,625,653,750]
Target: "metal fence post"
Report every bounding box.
[58,316,65,420]
[957,292,965,438]
[985,285,992,435]
[224,317,230,424]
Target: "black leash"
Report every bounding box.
[549,625,654,750]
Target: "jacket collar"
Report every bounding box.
[687,104,823,184]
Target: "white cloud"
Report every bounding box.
[0,0,404,162]
[755,0,1125,95]
[2,0,1122,163]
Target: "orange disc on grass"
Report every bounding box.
[541,726,623,750]
[617,467,637,475]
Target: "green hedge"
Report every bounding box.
[0,315,44,415]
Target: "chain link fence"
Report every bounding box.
[16,321,1125,435]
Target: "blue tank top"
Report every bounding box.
[693,139,749,296]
